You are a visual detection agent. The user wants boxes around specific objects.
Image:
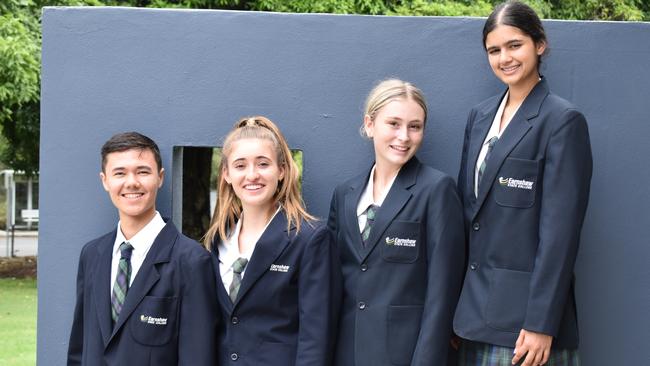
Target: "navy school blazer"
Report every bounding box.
[328,157,466,366]
[453,78,593,349]
[211,212,341,366]
[67,220,219,366]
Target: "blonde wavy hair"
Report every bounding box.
[203,116,314,250]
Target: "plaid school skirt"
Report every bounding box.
[458,340,580,366]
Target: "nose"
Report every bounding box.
[499,48,512,64]
[246,166,259,180]
[397,125,410,142]
[125,172,140,187]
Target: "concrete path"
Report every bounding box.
[0,230,38,257]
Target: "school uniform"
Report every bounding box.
[67,216,219,366]
[212,210,340,366]
[329,157,466,366]
[454,79,592,362]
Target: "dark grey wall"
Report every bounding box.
[40,7,650,365]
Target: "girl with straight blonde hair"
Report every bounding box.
[205,116,340,366]
[329,79,465,365]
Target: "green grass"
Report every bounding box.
[0,278,37,366]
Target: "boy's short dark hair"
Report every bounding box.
[101,132,162,172]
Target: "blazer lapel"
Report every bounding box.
[91,231,116,348]
[211,247,234,314]
[233,213,291,307]
[344,168,371,262]
[109,221,177,342]
[467,92,505,203]
[473,80,549,217]
[360,157,418,262]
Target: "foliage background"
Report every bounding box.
[1,0,648,176]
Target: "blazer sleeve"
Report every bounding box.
[523,110,593,336]
[410,176,466,365]
[327,187,340,235]
[295,224,341,366]
[178,246,220,366]
[457,108,478,204]
[67,245,87,366]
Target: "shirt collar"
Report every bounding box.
[218,205,282,265]
[485,90,510,143]
[357,165,398,216]
[114,211,165,255]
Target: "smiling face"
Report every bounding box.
[364,98,425,171]
[485,24,546,91]
[100,148,164,228]
[223,138,285,213]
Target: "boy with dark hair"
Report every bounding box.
[68,132,218,365]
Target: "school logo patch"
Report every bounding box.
[385,237,417,247]
[499,177,534,190]
[140,315,167,325]
[269,264,290,273]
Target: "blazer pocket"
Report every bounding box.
[494,158,539,208]
[486,268,531,332]
[256,341,296,366]
[381,221,420,263]
[387,305,423,366]
[130,296,178,346]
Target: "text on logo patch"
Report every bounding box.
[498,177,534,190]
[140,315,167,325]
[385,237,416,247]
[269,264,290,272]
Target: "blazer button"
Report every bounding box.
[230,353,239,361]
[470,262,479,270]
[472,222,480,231]
[231,316,239,325]
[358,302,366,310]
[360,264,368,272]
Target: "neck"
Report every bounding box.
[373,161,401,201]
[240,203,276,235]
[507,75,540,106]
[119,210,156,240]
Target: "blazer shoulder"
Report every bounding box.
[334,170,368,194]
[472,93,504,116]
[541,92,587,128]
[81,229,116,251]
[292,218,327,242]
[416,164,456,188]
[174,232,212,261]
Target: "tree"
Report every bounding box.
[0,5,40,174]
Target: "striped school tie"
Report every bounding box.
[111,242,134,323]
[478,136,499,190]
[229,257,248,303]
[361,204,380,247]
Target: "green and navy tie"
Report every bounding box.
[229,257,248,303]
[478,136,499,191]
[361,204,380,246]
[111,242,134,323]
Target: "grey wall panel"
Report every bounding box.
[40,7,650,365]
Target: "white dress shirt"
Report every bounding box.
[356,165,398,232]
[217,206,281,292]
[474,91,522,197]
[110,211,166,294]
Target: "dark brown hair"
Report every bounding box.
[483,1,547,64]
[101,132,162,172]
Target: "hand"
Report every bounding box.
[511,329,553,365]
[450,335,461,350]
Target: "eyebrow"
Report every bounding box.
[385,116,424,123]
[486,38,524,51]
[232,156,272,162]
[110,165,153,172]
